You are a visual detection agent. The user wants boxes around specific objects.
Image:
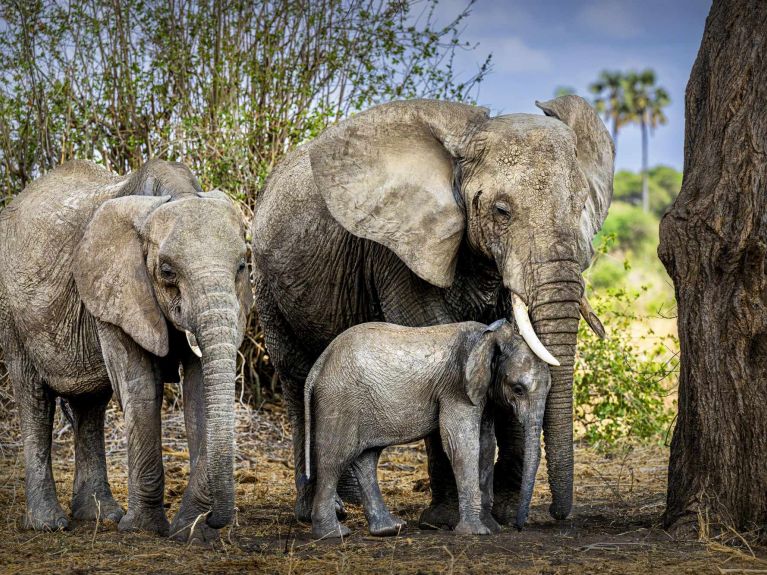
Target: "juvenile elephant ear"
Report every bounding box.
[464,319,511,405]
[74,195,171,357]
[310,99,489,288]
[535,95,615,269]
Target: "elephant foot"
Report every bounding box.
[492,488,520,526]
[312,520,350,540]
[481,511,502,534]
[118,506,169,536]
[418,501,459,530]
[22,501,69,531]
[368,513,406,537]
[454,518,492,536]
[169,510,220,545]
[295,491,347,523]
[72,489,124,524]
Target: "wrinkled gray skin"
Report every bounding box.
[0,160,252,542]
[305,320,550,539]
[251,95,614,527]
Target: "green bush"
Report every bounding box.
[595,201,659,257]
[574,288,677,448]
[613,166,682,217]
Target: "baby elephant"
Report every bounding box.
[304,319,551,539]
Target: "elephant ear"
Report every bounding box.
[464,319,511,406]
[310,99,489,288]
[74,195,171,357]
[535,95,615,269]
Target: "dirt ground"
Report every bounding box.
[0,399,764,575]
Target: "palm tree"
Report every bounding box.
[622,69,671,212]
[589,70,630,149]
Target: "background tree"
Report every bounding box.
[659,0,767,532]
[0,0,490,207]
[622,69,670,213]
[613,165,682,216]
[589,70,629,148]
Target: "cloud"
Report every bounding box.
[484,36,552,73]
[576,1,643,39]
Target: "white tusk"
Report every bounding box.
[511,293,561,367]
[185,331,203,358]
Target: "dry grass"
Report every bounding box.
[0,391,765,575]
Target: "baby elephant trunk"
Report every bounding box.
[516,421,543,530]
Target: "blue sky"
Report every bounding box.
[439,0,711,172]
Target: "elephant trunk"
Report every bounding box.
[195,289,240,529]
[529,261,581,521]
[515,420,543,530]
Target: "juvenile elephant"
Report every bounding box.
[0,160,252,541]
[251,95,614,526]
[304,320,550,539]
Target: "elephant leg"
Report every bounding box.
[68,390,124,524]
[418,432,459,530]
[98,324,169,536]
[8,351,68,531]
[169,354,218,544]
[479,411,501,533]
[254,282,346,522]
[311,455,352,540]
[492,410,524,525]
[351,449,406,536]
[438,409,489,536]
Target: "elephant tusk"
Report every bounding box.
[511,293,561,367]
[579,296,606,339]
[186,330,203,358]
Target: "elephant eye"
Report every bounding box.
[494,202,512,219]
[237,259,247,274]
[160,262,176,281]
[511,383,526,397]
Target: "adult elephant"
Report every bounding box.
[0,160,252,542]
[251,95,613,526]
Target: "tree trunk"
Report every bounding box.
[658,0,767,531]
[641,113,649,213]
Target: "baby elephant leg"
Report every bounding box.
[479,413,501,533]
[311,458,352,540]
[351,449,406,537]
[440,408,490,536]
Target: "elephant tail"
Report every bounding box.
[304,375,313,480]
[303,354,325,481]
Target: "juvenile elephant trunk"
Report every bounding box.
[196,291,239,529]
[529,261,582,521]
[516,422,542,530]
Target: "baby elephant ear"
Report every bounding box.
[74,195,171,357]
[310,99,488,288]
[464,321,507,406]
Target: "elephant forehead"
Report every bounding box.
[153,198,241,229]
[148,199,245,251]
[484,116,576,161]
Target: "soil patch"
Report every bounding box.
[0,401,764,574]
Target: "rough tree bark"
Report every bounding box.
[658,0,767,531]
